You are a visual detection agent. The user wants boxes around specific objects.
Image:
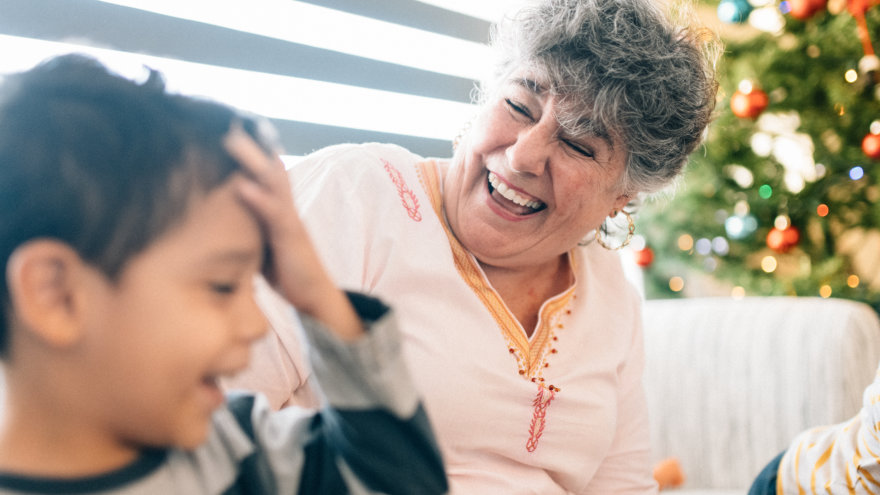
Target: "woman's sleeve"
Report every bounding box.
[582,286,659,494]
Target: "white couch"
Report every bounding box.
[642,296,880,494]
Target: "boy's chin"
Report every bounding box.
[174,422,213,451]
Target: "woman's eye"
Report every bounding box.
[563,139,595,158]
[505,99,533,120]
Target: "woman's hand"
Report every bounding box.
[223,127,363,340]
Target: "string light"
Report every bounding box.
[774,215,790,229]
[758,184,773,199]
[845,69,859,83]
[761,256,778,273]
[712,237,730,256]
[669,277,685,292]
[817,204,829,217]
[819,285,832,298]
[731,286,746,299]
[695,238,712,255]
[850,166,865,180]
[678,234,694,251]
[847,275,860,288]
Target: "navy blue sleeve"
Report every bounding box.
[295,291,448,495]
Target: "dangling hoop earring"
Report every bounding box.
[594,210,635,250]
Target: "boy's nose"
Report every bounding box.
[240,293,269,343]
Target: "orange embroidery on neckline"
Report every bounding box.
[414,161,576,379]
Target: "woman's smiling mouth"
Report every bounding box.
[487,171,547,215]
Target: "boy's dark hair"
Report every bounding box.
[0,54,265,355]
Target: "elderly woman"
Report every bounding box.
[230,0,718,492]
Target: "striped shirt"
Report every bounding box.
[777,366,880,494]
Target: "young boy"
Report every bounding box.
[0,54,447,494]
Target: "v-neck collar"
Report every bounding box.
[415,160,577,379]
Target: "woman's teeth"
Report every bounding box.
[488,172,544,210]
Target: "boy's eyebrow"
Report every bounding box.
[202,248,263,266]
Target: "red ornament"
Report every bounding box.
[766,226,800,253]
[788,0,822,19]
[846,0,876,16]
[730,84,769,119]
[633,247,654,267]
[863,132,880,159]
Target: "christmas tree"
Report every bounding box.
[637,0,880,312]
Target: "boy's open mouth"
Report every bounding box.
[487,171,546,215]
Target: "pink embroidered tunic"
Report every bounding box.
[229,143,658,494]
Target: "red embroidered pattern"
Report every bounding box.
[526,385,556,452]
[382,159,421,222]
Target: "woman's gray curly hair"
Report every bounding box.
[480,0,720,196]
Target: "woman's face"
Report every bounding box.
[443,72,631,271]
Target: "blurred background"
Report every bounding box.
[1,0,879,311]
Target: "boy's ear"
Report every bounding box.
[6,240,91,348]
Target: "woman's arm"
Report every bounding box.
[583,288,658,494]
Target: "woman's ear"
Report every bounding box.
[6,240,90,348]
[613,194,632,214]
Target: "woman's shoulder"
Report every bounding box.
[575,243,642,306]
[287,143,436,222]
[294,142,425,172]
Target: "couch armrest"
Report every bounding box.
[643,296,880,491]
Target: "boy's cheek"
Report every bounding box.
[170,416,214,451]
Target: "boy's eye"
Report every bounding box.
[210,282,239,295]
[505,98,533,120]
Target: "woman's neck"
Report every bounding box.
[479,254,573,337]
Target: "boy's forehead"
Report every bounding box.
[152,178,264,268]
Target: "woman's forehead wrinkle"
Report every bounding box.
[509,73,614,149]
[556,108,611,146]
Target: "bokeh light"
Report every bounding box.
[712,236,730,255]
[847,275,860,288]
[761,255,777,273]
[695,238,712,255]
[678,234,694,251]
[774,215,790,229]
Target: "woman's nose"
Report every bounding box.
[506,123,553,176]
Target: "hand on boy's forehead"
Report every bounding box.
[222,127,304,288]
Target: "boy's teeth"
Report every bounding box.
[488,172,543,210]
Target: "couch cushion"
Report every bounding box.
[643,296,880,490]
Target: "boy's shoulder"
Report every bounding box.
[0,395,281,494]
